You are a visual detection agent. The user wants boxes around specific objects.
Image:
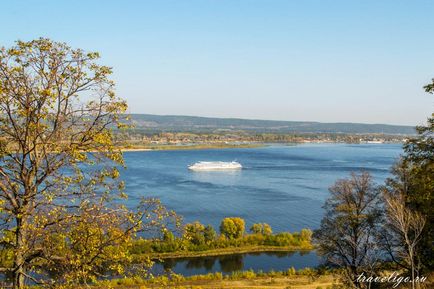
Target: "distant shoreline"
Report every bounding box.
[119,143,264,152]
[118,141,402,152]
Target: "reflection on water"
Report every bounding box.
[219,254,243,272]
[153,251,319,276]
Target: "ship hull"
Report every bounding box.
[188,161,242,171]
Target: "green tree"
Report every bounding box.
[219,217,245,239]
[249,223,272,235]
[163,228,176,243]
[203,225,217,243]
[250,223,263,234]
[300,228,313,242]
[399,79,434,270]
[262,223,273,235]
[0,39,177,288]
[183,222,206,245]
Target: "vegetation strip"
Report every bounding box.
[135,245,313,260]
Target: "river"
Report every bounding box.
[120,143,401,274]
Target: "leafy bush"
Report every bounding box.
[130,219,313,255]
[220,217,245,239]
[250,223,273,235]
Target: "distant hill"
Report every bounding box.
[128,114,416,135]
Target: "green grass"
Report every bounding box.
[133,245,313,261]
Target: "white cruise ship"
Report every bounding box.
[188,161,242,171]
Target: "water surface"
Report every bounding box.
[154,251,319,276]
[121,143,402,232]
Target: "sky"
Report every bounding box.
[1,0,433,125]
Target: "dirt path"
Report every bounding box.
[145,275,339,289]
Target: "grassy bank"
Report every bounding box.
[133,245,313,261]
[130,226,314,262]
[97,276,339,289]
[94,268,341,289]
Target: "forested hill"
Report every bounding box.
[128,114,415,134]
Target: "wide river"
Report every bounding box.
[120,143,402,275]
[121,143,402,232]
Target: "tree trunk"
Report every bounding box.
[409,244,415,289]
[13,218,26,289]
[411,257,415,289]
[13,267,25,289]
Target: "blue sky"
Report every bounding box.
[1,0,433,125]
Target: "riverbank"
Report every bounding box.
[95,269,340,289]
[133,245,314,261]
[120,143,263,151]
[100,276,338,289]
[130,226,314,263]
[118,141,403,152]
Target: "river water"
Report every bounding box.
[153,251,319,276]
[120,143,402,274]
[121,143,401,232]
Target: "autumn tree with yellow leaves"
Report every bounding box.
[0,39,177,288]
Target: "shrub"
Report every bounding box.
[250,223,273,235]
[184,222,206,245]
[250,223,263,234]
[203,225,217,243]
[219,217,245,239]
[300,228,313,242]
[287,267,296,276]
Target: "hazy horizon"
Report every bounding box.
[2,0,433,126]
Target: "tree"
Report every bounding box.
[382,188,426,289]
[262,223,273,235]
[183,222,206,245]
[219,217,245,239]
[0,39,177,288]
[300,228,312,243]
[400,80,434,271]
[162,229,175,243]
[43,200,173,284]
[203,225,217,243]
[250,223,262,234]
[249,223,272,235]
[313,172,382,288]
